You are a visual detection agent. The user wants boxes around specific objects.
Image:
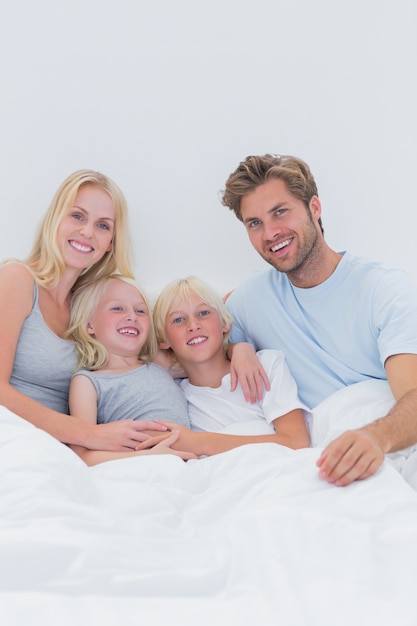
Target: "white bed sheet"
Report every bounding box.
[1,382,417,626]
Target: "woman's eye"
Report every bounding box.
[97,222,110,230]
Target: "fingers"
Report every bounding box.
[316,430,384,487]
[240,371,270,403]
[154,430,198,460]
[134,433,174,450]
[131,420,168,432]
[229,368,238,393]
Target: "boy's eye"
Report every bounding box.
[135,309,146,315]
[111,306,123,312]
[198,310,210,317]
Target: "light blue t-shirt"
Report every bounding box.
[227,252,417,408]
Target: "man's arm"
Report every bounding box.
[316,353,417,486]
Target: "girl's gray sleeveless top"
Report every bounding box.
[9,282,77,414]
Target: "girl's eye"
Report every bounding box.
[198,310,210,317]
[172,316,185,324]
[135,309,146,315]
[111,306,123,312]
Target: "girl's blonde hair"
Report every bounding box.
[4,169,134,289]
[68,274,158,370]
[153,276,234,356]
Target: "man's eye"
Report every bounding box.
[248,220,261,229]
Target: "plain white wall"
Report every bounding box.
[1,0,416,298]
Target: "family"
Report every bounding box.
[2,155,417,487]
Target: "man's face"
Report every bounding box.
[240,178,322,276]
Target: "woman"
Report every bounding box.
[0,169,168,452]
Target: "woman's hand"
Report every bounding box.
[229,343,270,403]
[86,419,170,452]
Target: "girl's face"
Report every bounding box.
[87,279,151,357]
[57,184,115,271]
[162,292,229,366]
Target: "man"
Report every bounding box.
[222,153,417,486]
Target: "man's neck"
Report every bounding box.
[288,245,343,289]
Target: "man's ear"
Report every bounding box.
[309,195,322,222]
[87,322,95,336]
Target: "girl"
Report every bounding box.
[67,274,195,465]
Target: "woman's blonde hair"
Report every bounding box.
[6,169,134,289]
[68,274,158,370]
[153,276,233,357]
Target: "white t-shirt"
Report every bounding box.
[179,349,310,433]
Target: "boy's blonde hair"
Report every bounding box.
[153,276,234,356]
[68,274,158,370]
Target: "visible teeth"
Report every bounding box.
[271,239,291,252]
[71,241,93,252]
[187,336,207,345]
[119,328,138,335]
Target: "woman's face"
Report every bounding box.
[57,184,115,271]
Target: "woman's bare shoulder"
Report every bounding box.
[0,263,35,302]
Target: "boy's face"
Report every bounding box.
[161,293,229,367]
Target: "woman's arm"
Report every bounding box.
[70,431,197,466]
[0,264,167,450]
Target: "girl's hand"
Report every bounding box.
[150,430,198,460]
[229,342,270,403]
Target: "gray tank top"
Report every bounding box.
[10,282,77,413]
[73,363,190,427]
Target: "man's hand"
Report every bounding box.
[316,428,385,487]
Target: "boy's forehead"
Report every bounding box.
[169,293,206,312]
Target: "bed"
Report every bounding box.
[1,379,417,626]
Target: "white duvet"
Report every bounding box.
[1,380,417,626]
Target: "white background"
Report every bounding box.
[1,0,416,298]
